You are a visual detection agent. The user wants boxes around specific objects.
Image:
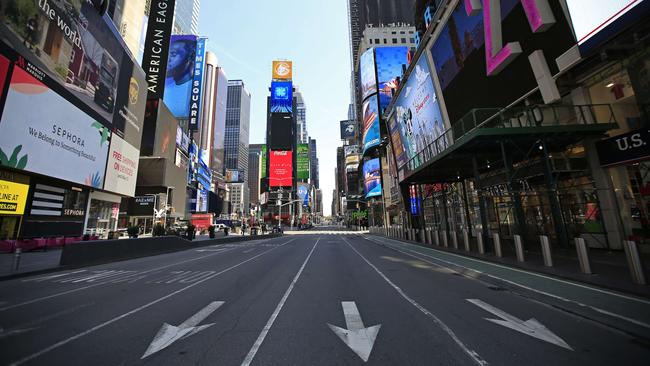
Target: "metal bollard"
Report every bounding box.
[575,238,592,275]
[411,229,416,241]
[540,235,553,267]
[477,234,485,254]
[623,241,646,285]
[442,230,448,248]
[419,230,425,243]
[514,235,525,262]
[434,230,440,246]
[463,229,470,251]
[426,229,432,245]
[451,231,458,249]
[493,233,502,258]
[12,247,22,271]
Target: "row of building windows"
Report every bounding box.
[370,38,414,45]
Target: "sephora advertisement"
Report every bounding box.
[360,48,377,101]
[0,67,110,188]
[0,0,147,149]
[429,0,574,124]
[362,97,381,154]
[363,158,382,198]
[393,56,446,169]
[375,46,409,111]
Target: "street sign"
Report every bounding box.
[277,200,281,206]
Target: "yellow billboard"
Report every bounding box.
[0,179,30,215]
[272,61,293,80]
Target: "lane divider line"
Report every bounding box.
[240,237,321,366]
[341,236,488,366]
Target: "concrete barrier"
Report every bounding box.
[623,240,646,285]
[493,233,502,258]
[434,230,440,246]
[60,234,283,267]
[441,231,448,248]
[514,235,525,262]
[463,230,470,251]
[477,234,485,254]
[451,231,458,249]
[540,235,553,267]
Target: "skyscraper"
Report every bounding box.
[295,87,308,144]
[173,0,201,35]
[248,144,264,206]
[309,138,319,189]
[225,80,251,182]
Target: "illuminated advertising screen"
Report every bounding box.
[340,120,356,140]
[188,37,207,131]
[429,1,574,124]
[363,158,382,198]
[393,56,447,169]
[375,46,409,111]
[362,97,381,154]
[0,2,147,149]
[297,183,310,206]
[566,0,649,53]
[270,113,293,150]
[271,81,293,113]
[0,179,29,216]
[261,145,267,178]
[360,48,378,101]
[0,67,110,189]
[269,150,293,187]
[0,55,9,100]
[273,61,293,80]
[297,143,310,179]
[388,113,407,169]
[164,35,198,118]
[226,169,242,183]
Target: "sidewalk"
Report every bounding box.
[371,231,650,298]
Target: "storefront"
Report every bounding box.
[84,191,122,239]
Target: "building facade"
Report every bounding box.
[248,147,262,206]
[309,138,320,189]
[225,80,251,182]
[227,183,250,217]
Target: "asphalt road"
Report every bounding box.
[1,230,649,365]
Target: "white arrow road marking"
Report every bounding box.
[327,301,381,362]
[467,299,573,351]
[142,301,224,359]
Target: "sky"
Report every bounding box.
[199,0,352,216]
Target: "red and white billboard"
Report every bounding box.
[269,150,293,187]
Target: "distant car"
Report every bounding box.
[214,224,228,231]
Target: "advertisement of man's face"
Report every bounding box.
[163,36,198,118]
[167,41,193,79]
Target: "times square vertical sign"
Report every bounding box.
[189,38,207,131]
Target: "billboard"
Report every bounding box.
[269,150,292,187]
[388,113,407,169]
[271,81,293,113]
[0,67,110,189]
[362,97,381,154]
[141,0,177,99]
[297,143,310,179]
[163,35,198,119]
[360,48,377,101]
[566,0,650,53]
[0,179,29,215]
[392,56,447,169]
[429,0,574,124]
[273,61,293,80]
[0,1,147,149]
[260,145,267,178]
[188,37,206,130]
[103,134,139,197]
[0,54,9,100]
[297,183,310,206]
[225,169,242,183]
[363,158,382,198]
[375,47,409,111]
[269,113,293,150]
[340,120,356,140]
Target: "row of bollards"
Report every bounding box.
[372,226,647,286]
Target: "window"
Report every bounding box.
[375,38,380,44]
[391,31,396,34]
[400,31,405,34]
[392,38,397,44]
[410,38,415,43]
[401,38,406,43]
[369,39,372,44]
[383,39,387,44]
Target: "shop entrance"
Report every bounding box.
[0,215,21,240]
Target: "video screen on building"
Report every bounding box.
[269,113,293,150]
[269,150,293,187]
[375,46,409,111]
[363,158,382,198]
[360,48,378,101]
[297,143,310,179]
[429,1,574,124]
[271,81,293,113]
[0,2,147,149]
[362,97,381,154]
[164,35,199,119]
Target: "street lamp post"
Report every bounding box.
[144,194,158,235]
[164,186,174,230]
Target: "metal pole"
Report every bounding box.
[575,238,592,274]
[463,229,470,251]
[541,139,568,247]
[472,156,490,252]
[442,230,448,248]
[477,234,485,254]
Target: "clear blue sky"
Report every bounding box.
[199,0,352,216]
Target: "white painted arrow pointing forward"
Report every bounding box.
[327,301,381,362]
[142,301,224,359]
[467,299,573,351]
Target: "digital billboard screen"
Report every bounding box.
[429,1,574,124]
[363,158,382,198]
[340,120,356,140]
[375,47,409,111]
[271,81,293,113]
[393,56,447,170]
[0,1,147,149]
[163,35,198,119]
[297,183,310,206]
[360,48,378,101]
[297,143,310,179]
[269,150,293,187]
[261,145,267,178]
[269,113,293,150]
[273,61,293,80]
[362,97,381,154]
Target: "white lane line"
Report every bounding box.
[364,235,650,330]
[8,238,295,366]
[370,235,650,305]
[341,237,488,366]
[0,236,284,312]
[240,237,320,366]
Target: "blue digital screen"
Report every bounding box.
[271,81,293,113]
